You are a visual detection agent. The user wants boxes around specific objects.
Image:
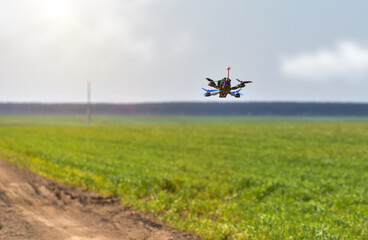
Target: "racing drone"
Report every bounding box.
[202,67,252,98]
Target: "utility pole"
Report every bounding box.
[87,81,91,125]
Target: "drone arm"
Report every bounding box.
[209,82,221,89]
[231,84,245,90]
[206,78,221,89]
[204,91,219,97]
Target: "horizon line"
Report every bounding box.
[1,100,368,105]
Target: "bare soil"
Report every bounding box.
[0,159,200,240]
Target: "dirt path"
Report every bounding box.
[0,159,200,240]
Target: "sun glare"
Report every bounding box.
[40,1,73,27]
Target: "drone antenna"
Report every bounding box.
[226,66,231,79]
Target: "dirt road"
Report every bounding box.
[0,159,200,240]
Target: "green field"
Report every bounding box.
[1,115,368,126]
[0,115,367,239]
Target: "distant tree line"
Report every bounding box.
[0,102,367,116]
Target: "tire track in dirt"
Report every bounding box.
[0,159,200,240]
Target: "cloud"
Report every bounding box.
[281,41,368,81]
[0,0,191,78]
[0,0,195,102]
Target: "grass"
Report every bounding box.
[0,115,367,239]
[1,115,368,126]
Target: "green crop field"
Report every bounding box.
[0,115,367,239]
[1,115,368,126]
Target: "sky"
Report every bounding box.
[0,0,368,103]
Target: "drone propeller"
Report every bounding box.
[202,88,218,96]
[236,79,252,84]
[206,78,223,82]
[230,88,243,95]
[202,88,218,93]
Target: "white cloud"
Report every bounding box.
[0,0,194,102]
[281,41,368,81]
